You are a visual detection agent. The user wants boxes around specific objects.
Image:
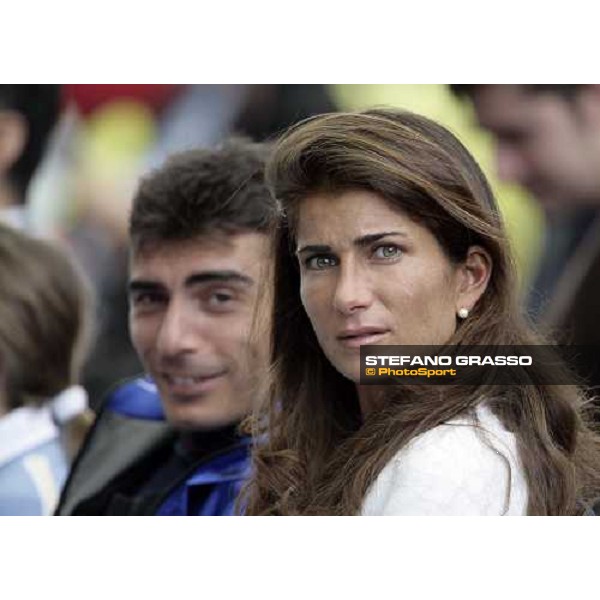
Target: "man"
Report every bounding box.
[0,85,61,231]
[451,85,600,388]
[56,139,275,515]
[450,85,600,209]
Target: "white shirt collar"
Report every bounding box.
[0,406,59,468]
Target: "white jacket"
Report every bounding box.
[362,404,528,516]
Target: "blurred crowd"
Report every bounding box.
[2,84,600,515]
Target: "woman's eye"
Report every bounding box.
[305,255,338,270]
[373,245,401,260]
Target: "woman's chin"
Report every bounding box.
[332,361,361,384]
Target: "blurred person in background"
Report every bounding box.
[451,85,600,390]
[0,223,93,515]
[64,85,335,407]
[0,85,62,232]
[57,140,276,515]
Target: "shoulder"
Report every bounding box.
[0,407,67,515]
[0,406,59,466]
[55,376,174,515]
[362,405,528,516]
[104,376,165,420]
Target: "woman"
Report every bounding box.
[244,108,600,516]
[0,224,94,515]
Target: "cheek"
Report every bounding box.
[212,319,251,364]
[423,277,460,335]
[531,140,567,175]
[385,268,457,328]
[300,278,330,334]
[129,317,155,358]
[426,270,458,309]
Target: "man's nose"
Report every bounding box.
[332,263,374,316]
[156,300,198,358]
[496,144,527,185]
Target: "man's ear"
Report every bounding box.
[455,245,492,314]
[0,110,27,176]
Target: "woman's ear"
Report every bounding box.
[455,245,492,314]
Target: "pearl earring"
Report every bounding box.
[457,308,469,319]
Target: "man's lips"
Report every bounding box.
[161,370,227,396]
[336,327,390,348]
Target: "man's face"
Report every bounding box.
[128,232,268,431]
[469,85,600,208]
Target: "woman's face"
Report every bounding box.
[296,189,481,382]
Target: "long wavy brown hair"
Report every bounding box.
[242,108,600,516]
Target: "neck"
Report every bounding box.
[357,385,386,419]
[178,423,239,459]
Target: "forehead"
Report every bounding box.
[296,189,416,242]
[473,86,534,125]
[130,232,268,279]
[472,85,571,132]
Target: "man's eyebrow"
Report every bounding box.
[185,270,254,287]
[297,232,407,254]
[128,280,166,294]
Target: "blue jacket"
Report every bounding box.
[56,376,251,516]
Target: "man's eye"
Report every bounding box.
[213,291,233,303]
[205,289,237,310]
[499,130,528,147]
[305,255,339,270]
[131,292,165,307]
[373,245,401,260]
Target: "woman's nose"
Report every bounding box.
[332,263,374,315]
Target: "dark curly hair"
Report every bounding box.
[129,138,277,251]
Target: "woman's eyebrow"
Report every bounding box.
[354,231,407,248]
[297,231,408,255]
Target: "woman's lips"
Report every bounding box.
[336,328,389,348]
